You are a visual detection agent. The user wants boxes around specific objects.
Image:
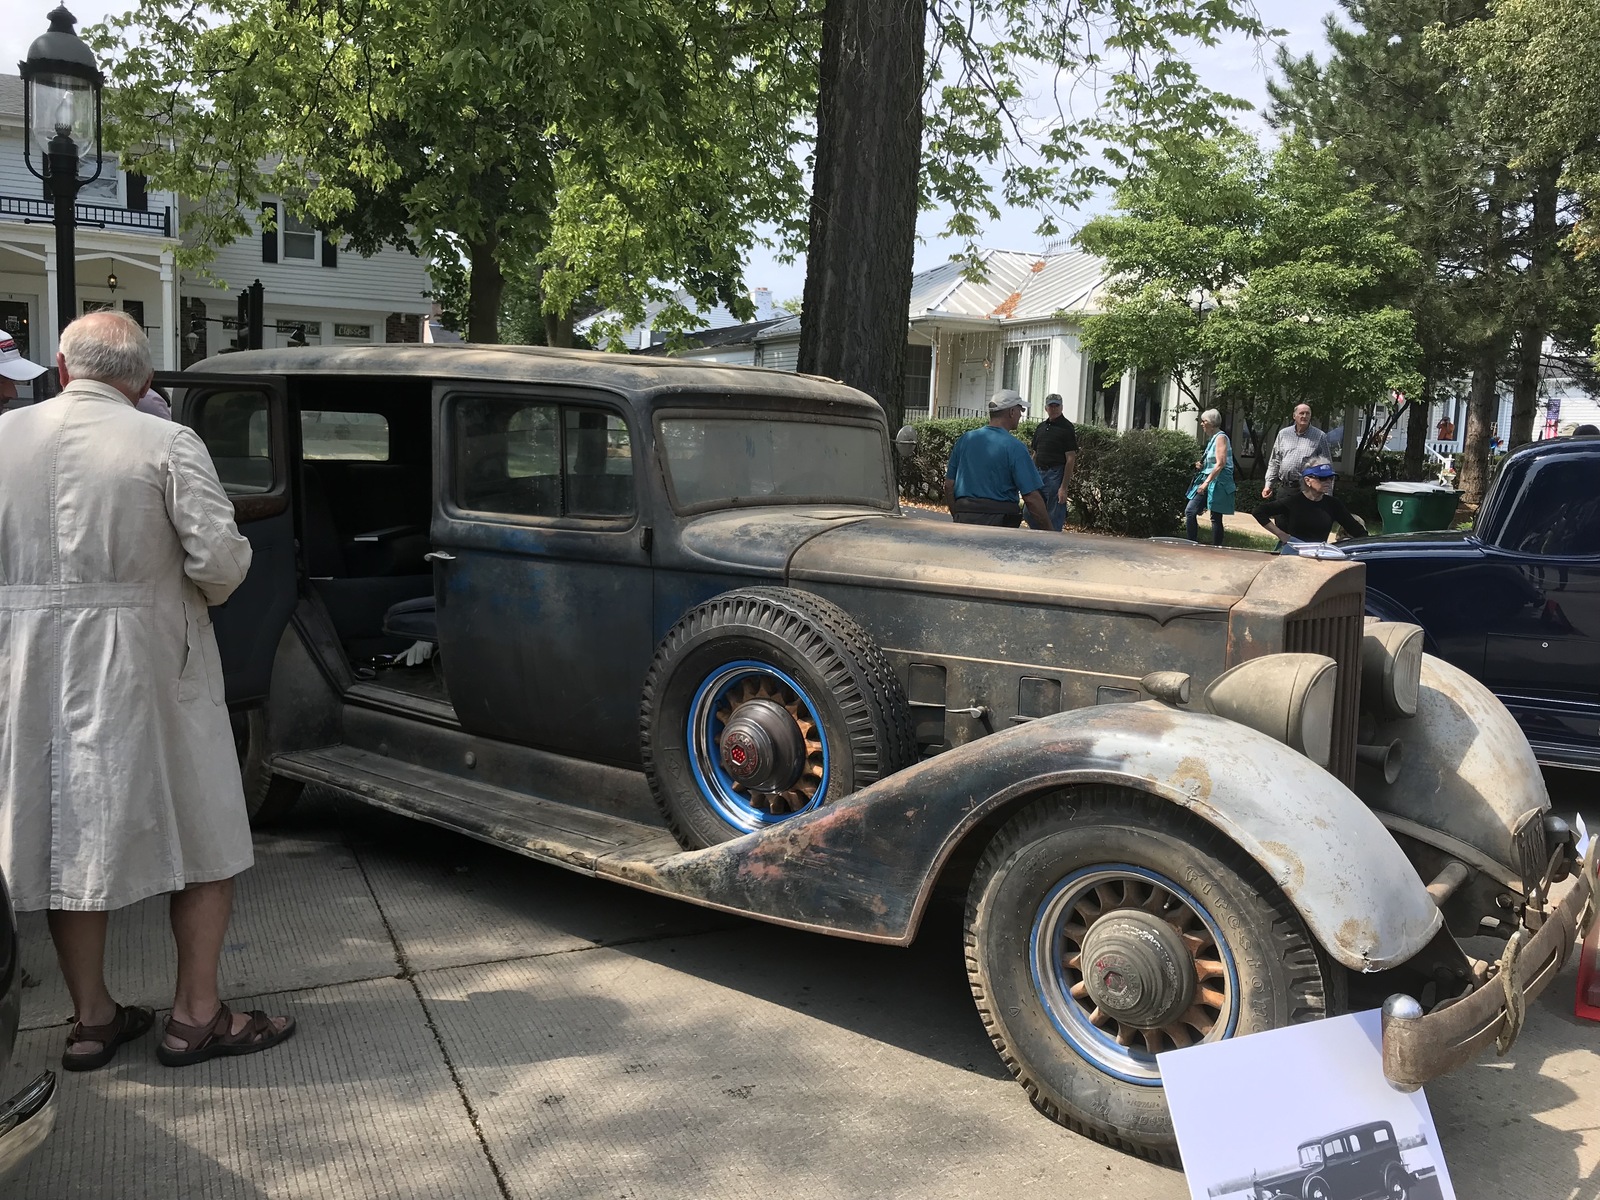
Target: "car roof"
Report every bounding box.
[1499,433,1600,468]
[186,344,884,417]
[1300,1121,1395,1147]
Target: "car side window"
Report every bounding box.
[1497,457,1600,556]
[1323,1137,1345,1159]
[192,389,274,495]
[1346,1133,1362,1152]
[1372,1127,1390,1143]
[453,395,632,520]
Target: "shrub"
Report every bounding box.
[898,417,1199,539]
[1068,424,1201,537]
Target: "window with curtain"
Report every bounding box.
[1002,345,1022,392]
[1027,342,1050,409]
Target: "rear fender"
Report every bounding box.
[619,702,1442,972]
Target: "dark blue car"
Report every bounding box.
[1343,436,1600,772]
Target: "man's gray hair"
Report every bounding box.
[59,310,153,394]
[1200,408,1222,428]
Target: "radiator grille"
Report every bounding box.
[1283,592,1364,785]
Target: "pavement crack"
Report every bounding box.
[346,830,516,1200]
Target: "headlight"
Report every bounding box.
[1202,653,1340,767]
[1361,621,1425,719]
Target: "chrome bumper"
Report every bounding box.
[1382,845,1594,1091]
[0,1071,56,1178]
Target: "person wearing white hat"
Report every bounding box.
[0,331,48,413]
[942,389,1051,528]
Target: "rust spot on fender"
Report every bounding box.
[1170,756,1213,802]
[1260,841,1306,892]
[1335,916,1378,960]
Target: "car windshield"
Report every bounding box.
[1299,1144,1324,1166]
[658,415,892,511]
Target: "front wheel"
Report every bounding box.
[1384,1164,1413,1199]
[965,786,1345,1163]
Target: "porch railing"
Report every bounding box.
[0,195,172,238]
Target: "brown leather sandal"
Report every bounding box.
[156,1003,296,1067]
[62,1004,155,1072]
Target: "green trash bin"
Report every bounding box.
[1375,482,1463,533]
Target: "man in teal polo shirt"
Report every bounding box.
[943,390,1051,528]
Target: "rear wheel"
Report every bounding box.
[965,786,1345,1164]
[640,587,915,849]
[234,709,304,826]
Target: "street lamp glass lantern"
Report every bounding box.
[19,6,104,176]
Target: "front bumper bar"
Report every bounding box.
[1382,855,1593,1091]
[0,1070,56,1178]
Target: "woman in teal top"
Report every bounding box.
[1185,408,1236,545]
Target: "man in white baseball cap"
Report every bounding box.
[942,388,1051,528]
[0,331,48,412]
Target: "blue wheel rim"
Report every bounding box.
[1029,864,1239,1086]
[686,660,830,835]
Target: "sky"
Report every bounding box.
[5,0,1340,307]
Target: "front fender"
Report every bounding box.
[1354,654,1549,887]
[617,702,1442,972]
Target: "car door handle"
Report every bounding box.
[423,551,456,563]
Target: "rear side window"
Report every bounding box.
[1497,457,1600,556]
[301,410,389,461]
[453,395,633,519]
[192,389,272,494]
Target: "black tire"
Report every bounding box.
[965,786,1345,1164]
[1303,1177,1331,1200]
[1384,1164,1412,1199]
[234,709,304,826]
[641,587,916,849]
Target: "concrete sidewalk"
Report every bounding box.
[5,785,1598,1199]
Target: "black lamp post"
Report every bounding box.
[20,6,104,342]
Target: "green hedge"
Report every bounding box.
[899,418,1200,539]
[1067,425,1201,538]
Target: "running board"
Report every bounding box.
[271,746,682,874]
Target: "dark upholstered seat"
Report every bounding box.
[383,595,437,644]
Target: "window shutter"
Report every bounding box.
[261,202,278,263]
[126,172,148,212]
[320,233,338,268]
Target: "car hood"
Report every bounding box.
[786,512,1279,622]
[1338,529,1481,557]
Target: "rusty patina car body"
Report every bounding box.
[159,345,1590,1162]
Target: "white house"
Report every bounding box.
[0,72,433,392]
[652,249,1197,435]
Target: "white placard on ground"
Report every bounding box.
[1161,1009,1456,1200]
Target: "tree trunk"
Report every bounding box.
[1508,177,1558,449]
[1458,340,1506,505]
[544,309,575,348]
[1404,370,1434,480]
[1509,322,1544,450]
[797,0,928,431]
[467,237,505,344]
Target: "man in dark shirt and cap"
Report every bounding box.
[1030,393,1078,531]
[944,390,1051,529]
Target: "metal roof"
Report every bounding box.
[909,249,1109,325]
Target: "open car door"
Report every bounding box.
[156,371,295,707]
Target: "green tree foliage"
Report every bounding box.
[1076,130,1421,471]
[89,0,815,343]
[1444,0,1600,262]
[1267,0,1600,502]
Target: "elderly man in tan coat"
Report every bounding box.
[0,311,293,1070]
